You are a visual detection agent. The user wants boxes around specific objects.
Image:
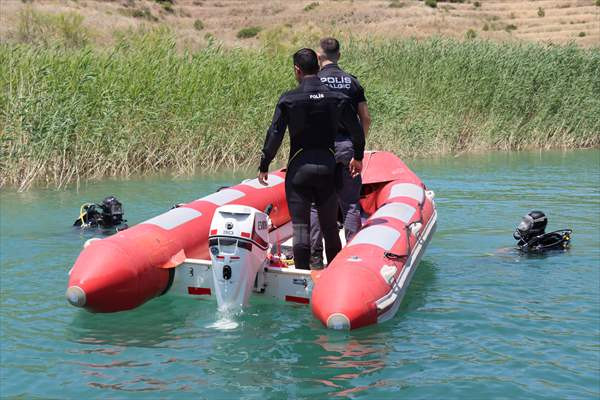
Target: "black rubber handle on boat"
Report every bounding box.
[384,251,406,260]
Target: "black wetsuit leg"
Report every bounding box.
[286,149,341,269]
[309,139,362,264]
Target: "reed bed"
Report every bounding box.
[1,30,598,190]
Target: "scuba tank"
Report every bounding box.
[513,211,571,253]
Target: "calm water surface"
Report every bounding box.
[1,150,599,399]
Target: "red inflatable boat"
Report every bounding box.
[66,151,437,330]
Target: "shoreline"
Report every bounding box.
[1,148,598,193]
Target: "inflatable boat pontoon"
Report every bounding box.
[66,151,437,330]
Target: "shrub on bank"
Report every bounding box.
[193,19,204,30]
[16,7,89,48]
[237,26,262,39]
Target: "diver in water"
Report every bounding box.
[513,211,571,253]
[73,196,128,232]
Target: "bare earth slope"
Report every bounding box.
[1,0,599,48]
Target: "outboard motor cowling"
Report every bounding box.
[208,205,270,311]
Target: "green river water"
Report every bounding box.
[1,150,599,399]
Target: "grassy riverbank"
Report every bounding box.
[1,30,599,189]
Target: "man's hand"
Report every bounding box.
[258,171,269,186]
[349,158,362,178]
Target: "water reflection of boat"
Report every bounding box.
[307,264,436,394]
[66,151,437,330]
[313,334,390,396]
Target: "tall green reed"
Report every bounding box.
[1,30,598,190]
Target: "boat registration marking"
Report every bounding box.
[142,207,202,230]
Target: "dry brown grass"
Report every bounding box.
[1,0,598,48]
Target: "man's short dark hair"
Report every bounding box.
[293,48,320,75]
[319,37,340,61]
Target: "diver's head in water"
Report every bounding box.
[73,195,128,233]
[514,210,547,241]
[513,210,572,253]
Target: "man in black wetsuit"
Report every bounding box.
[258,48,365,270]
[309,37,372,268]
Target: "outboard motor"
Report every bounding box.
[208,205,270,311]
[513,210,572,253]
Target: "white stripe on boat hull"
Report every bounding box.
[198,189,245,206]
[390,183,424,203]
[370,203,416,223]
[347,225,400,251]
[143,207,203,230]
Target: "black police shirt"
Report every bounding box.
[259,76,365,173]
[318,63,366,139]
[318,63,367,110]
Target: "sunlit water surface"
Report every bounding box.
[1,150,599,399]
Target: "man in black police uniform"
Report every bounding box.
[258,48,365,270]
[309,37,372,268]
